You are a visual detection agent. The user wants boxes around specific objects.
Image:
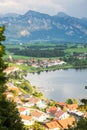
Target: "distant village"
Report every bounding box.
[3,66,87,130]
[9,55,66,68]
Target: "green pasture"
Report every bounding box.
[65,47,87,53]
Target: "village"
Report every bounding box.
[3,66,87,130]
[8,55,66,68]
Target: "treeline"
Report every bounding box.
[7,48,65,57]
[63,56,87,68]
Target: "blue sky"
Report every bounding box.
[0,0,87,18]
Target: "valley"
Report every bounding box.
[0,1,87,129]
[4,43,87,73]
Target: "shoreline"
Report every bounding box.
[22,64,87,73]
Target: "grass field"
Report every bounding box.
[4,43,87,60]
[66,48,87,53]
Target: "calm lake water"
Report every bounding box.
[26,69,87,102]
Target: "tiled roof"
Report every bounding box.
[67,104,78,110]
[57,102,66,107]
[3,67,19,74]
[46,106,57,114]
[58,117,76,129]
[21,115,32,121]
[29,97,39,104]
[45,120,62,129]
[32,110,43,118]
[55,110,64,118]
[18,107,27,112]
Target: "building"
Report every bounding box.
[20,115,34,126]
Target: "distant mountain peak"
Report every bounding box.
[24,10,50,18]
[56,12,69,17]
[24,10,41,16]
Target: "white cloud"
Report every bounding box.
[0,0,19,14]
[0,0,65,15]
[0,0,87,18]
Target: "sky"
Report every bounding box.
[0,0,87,18]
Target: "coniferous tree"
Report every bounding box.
[0,26,24,130]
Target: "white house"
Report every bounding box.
[32,110,47,122]
[21,115,34,126]
[36,100,47,109]
[55,110,69,120]
[18,107,30,115]
[23,102,34,107]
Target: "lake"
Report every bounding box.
[26,69,87,102]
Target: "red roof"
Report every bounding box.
[32,110,43,118]
[55,110,64,118]
[58,117,76,129]
[45,120,62,129]
[21,115,32,121]
[29,97,39,104]
[66,104,78,110]
[18,107,26,112]
[46,106,57,114]
[57,102,66,107]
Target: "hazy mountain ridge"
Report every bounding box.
[0,10,87,43]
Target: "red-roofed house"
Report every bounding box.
[57,102,66,109]
[18,107,30,115]
[4,67,19,75]
[46,106,60,115]
[57,117,76,129]
[29,97,40,104]
[45,120,62,130]
[32,110,47,122]
[66,104,78,111]
[20,115,34,126]
[55,110,69,120]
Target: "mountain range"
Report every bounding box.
[0,10,87,43]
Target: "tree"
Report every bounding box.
[80,98,87,106]
[66,98,78,104]
[31,121,45,130]
[76,118,87,130]
[20,80,33,94]
[66,98,73,104]
[67,118,87,130]
[0,26,24,130]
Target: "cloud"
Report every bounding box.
[0,0,19,14]
[0,0,87,18]
[58,0,87,17]
[0,0,65,15]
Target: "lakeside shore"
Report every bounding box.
[19,63,87,73]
